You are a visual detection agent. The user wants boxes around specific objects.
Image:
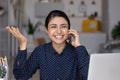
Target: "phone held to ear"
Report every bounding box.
[68,34,75,44]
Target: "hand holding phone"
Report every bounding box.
[68,34,75,44]
[68,29,81,47]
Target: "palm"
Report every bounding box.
[6,26,27,44]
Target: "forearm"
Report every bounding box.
[75,45,90,65]
[14,49,27,68]
[75,45,90,79]
[13,48,40,79]
[13,49,27,79]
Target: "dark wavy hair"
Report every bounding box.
[45,10,70,29]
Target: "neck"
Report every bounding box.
[52,42,66,54]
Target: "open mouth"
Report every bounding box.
[54,35,64,40]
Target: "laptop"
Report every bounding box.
[88,53,120,80]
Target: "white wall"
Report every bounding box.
[108,0,120,39]
[63,0,102,17]
[24,0,102,32]
[24,0,102,18]
[24,0,39,23]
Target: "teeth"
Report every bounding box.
[55,35,63,39]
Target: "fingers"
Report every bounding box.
[6,26,15,35]
[6,26,20,38]
[16,27,22,37]
[6,26,28,48]
[68,29,78,33]
[68,29,79,37]
[67,28,81,47]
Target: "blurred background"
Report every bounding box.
[0,0,120,80]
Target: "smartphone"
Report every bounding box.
[68,34,75,44]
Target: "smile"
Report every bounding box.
[54,35,64,39]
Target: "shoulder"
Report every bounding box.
[75,45,87,50]
[34,42,51,52]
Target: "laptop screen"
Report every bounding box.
[88,53,120,80]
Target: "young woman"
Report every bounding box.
[6,10,90,80]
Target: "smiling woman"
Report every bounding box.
[6,10,90,80]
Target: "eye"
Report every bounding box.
[49,24,57,29]
[51,26,56,28]
[61,25,68,29]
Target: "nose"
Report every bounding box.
[56,27,62,34]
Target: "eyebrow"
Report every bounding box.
[49,24,56,26]
[61,24,68,26]
[49,24,68,26]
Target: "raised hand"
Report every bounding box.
[6,26,28,50]
[68,29,81,47]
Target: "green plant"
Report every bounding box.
[0,66,6,78]
[111,21,120,39]
[24,18,40,35]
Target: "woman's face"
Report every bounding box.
[46,17,69,45]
